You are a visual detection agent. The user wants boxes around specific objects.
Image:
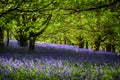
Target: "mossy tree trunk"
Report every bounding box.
[77,36,84,48]
[92,42,100,51]
[78,40,84,48]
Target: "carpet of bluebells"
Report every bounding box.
[0,40,120,80]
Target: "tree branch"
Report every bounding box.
[0,0,55,17]
[16,0,55,12]
[95,32,111,44]
[40,0,55,10]
[35,13,52,37]
[84,0,120,11]
[0,4,20,17]
[63,0,120,13]
[29,13,51,37]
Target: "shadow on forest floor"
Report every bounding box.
[0,40,120,64]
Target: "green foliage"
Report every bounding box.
[0,0,120,51]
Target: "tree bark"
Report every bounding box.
[92,33,108,51]
[86,41,88,49]
[106,43,116,52]
[0,27,4,47]
[78,41,84,48]
[77,36,84,48]
[15,28,28,47]
[106,43,112,52]
[64,35,67,44]
[28,13,52,50]
[6,29,9,46]
[92,42,100,51]
[29,37,36,50]
[18,34,28,47]
[59,37,62,44]
[111,45,116,52]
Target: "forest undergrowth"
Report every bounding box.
[0,40,120,80]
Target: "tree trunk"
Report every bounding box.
[15,28,28,47]
[106,43,116,52]
[77,36,84,48]
[92,42,100,51]
[78,41,84,48]
[105,43,112,52]
[29,37,36,50]
[0,27,4,47]
[111,45,116,52]
[92,35,108,51]
[6,29,9,46]
[64,36,67,44]
[102,47,105,51]
[86,41,88,49]
[17,34,28,47]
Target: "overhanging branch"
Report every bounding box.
[84,0,120,11]
[63,0,120,13]
[0,0,55,17]
[16,0,55,12]
[35,13,52,36]
[0,4,20,17]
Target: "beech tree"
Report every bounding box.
[0,0,120,52]
[58,0,120,51]
[0,0,55,49]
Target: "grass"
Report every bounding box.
[0,62,120,80]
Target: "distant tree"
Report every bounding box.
[60,0,120,51]
[76,36,84,48]
[0,0,120,53]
